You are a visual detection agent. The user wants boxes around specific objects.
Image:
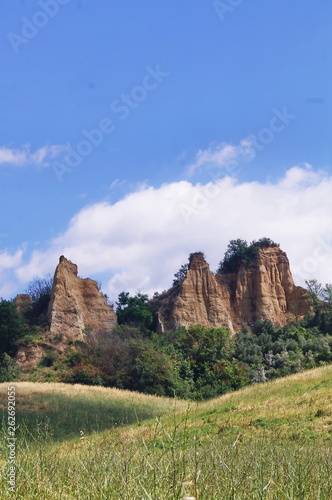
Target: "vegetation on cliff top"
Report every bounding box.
[172,237,280,287]
[172,263,189,287]
[216,237,279,274]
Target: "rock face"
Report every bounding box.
[48,256,117,340]
[16,344,49,371]
[157,247,310,333]
[14,294,32,317]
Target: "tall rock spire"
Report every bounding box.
[48,256,117,340]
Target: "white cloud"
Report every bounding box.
[186,137,256,175]
[0,248,25,298]
[279,163,327,188]
[0,248,24,271]
[6,164,332,303]
[0,144,68,167]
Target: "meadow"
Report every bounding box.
[0,366,332,499]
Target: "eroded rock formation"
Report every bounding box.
[16,344,50,371]
[14,294,32,317]
[48,256,117,340]
[156,247,310,333]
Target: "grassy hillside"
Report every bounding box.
[0,382,187,441]
[1,366,332,499]
[195,364,332,439]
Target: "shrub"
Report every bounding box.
[62,365,104,386]
[0,353,18,382]
[65,351,82,367]
[39,351,58,368]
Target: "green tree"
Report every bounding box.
[0,299,29,357]
[305,279,323,300]
[305,279,332,333]
[172,263,189,287]
[129,339,176,396]
[217,238,251,274]
[116,292,153,330]
[323,284,332,304]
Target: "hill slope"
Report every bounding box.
[0,366,331,499]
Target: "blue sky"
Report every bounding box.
[1,0,332,300]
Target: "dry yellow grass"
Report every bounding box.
[1,380,173,399]
[0,380,188,414]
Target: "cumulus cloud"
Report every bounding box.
[0,248,25,298]
[186,137,256,176]
[0,144,68,167]
[0,248,24,271]
[279,163,328,188]
[5,164,331,302]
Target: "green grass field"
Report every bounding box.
[1,366,332,499]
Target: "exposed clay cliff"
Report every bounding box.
[156,247,310,333]
[14,294,33,317]
[16,343,54,371]
[48,256,117,340]
[156,252,234,332]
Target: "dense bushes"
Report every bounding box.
[0,276,52,378]
[235,317,332,381]
[0,353,18,382]
[69,313,332,400]
[64,324,249,400]
[0,299,32,357]
[0,279,51,378]
[161,325,250,399]
[0,298,36,380]
[61,327,176,396]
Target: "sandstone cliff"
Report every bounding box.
[157,247,310,333]
[14,294,32,317]
[48,256,117,340]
